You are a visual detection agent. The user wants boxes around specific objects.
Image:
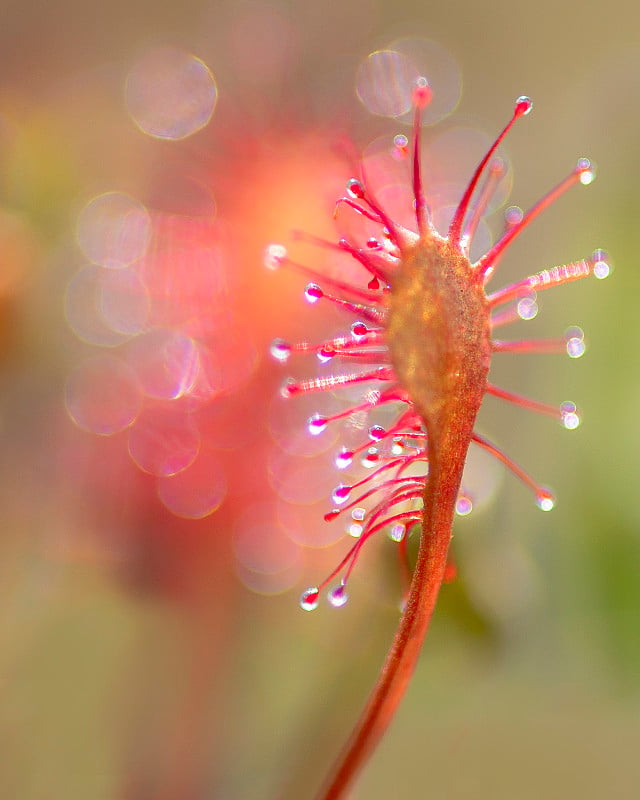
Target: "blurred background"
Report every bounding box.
[0,0,638,798]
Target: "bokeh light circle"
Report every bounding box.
[126,328,200,400]
[125,46,218,140]
[128,408,201,476]
[65,265,132,347]
[76,192,151,268]
[356,39,461,126]
[99,266,150,335]
[65,355,142,435]
[156,449,227,519]
[355,49,418,117]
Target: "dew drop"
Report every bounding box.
[328,584,349,608]
[455,495,473,516]
[308,414,328,436]
[317,346,335,363]
[351,321,368,341]
[536,488,555,512]
[300,587,320,611]
[565,328,586,359]
[592,249,611,279]
[264,243,287,270]
[361,447,379,468]
[324,509,341,522]
[366,237,380,249]
[389,523,405,542]
[391,438,404,456]
[304,283,323,304]
[392,133,408,160]
[351,507,366,522]
[348,523,363,538]
[346,178,365,200]
[270,338,291,362]
[560,401,580,430]
[514,95,533,116]
[504,205,524,227]
[412,76,433,108]
[369,425,386,441]
[517,296,538,320]
[332,484,351,505]
[280,378,297,398]
[576,157,595,185]
[335,449,353,469]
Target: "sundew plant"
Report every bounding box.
[268,47,610,799]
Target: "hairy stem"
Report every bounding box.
[315,425,469,800]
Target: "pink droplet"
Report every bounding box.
[514,95,533,117]
[412,76,432,108]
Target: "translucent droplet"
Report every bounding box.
[348,523,363,538]
[125,46,218,140]
[324,509,341,522]
[304,283,323,304]
[393,133,409,160]
[77,192,151,269]
[412,76,432,108]
[536,488,555,512]
[565,330,586,359]
[351,507,366,522]
[264,243,287,270]
[576,157,595,185]
[317,346,335,363]
[389,523,405,542]
[517,296,538,320]
[361,447,379,468]
[366,237,381,248]
[351,321,368,341]
[332,484,351,505]
[515,96,533,116]
[391,439,404,456]
[346,178,365,200]
[560,401,580,430]
[300,587,320,611]
[328,584,349,608]
[308,414,328,436]
[270,338,291,362]
[455,495,473,516]
[369,425,386,441]
[504,205,524,227]
[592,249,611,279]
[335,449,353,469]
[280,378,297,399]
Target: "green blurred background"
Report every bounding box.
[1,0,638,798]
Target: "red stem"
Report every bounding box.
[315,433,468,799]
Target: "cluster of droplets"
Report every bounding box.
[267,77,610,611]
